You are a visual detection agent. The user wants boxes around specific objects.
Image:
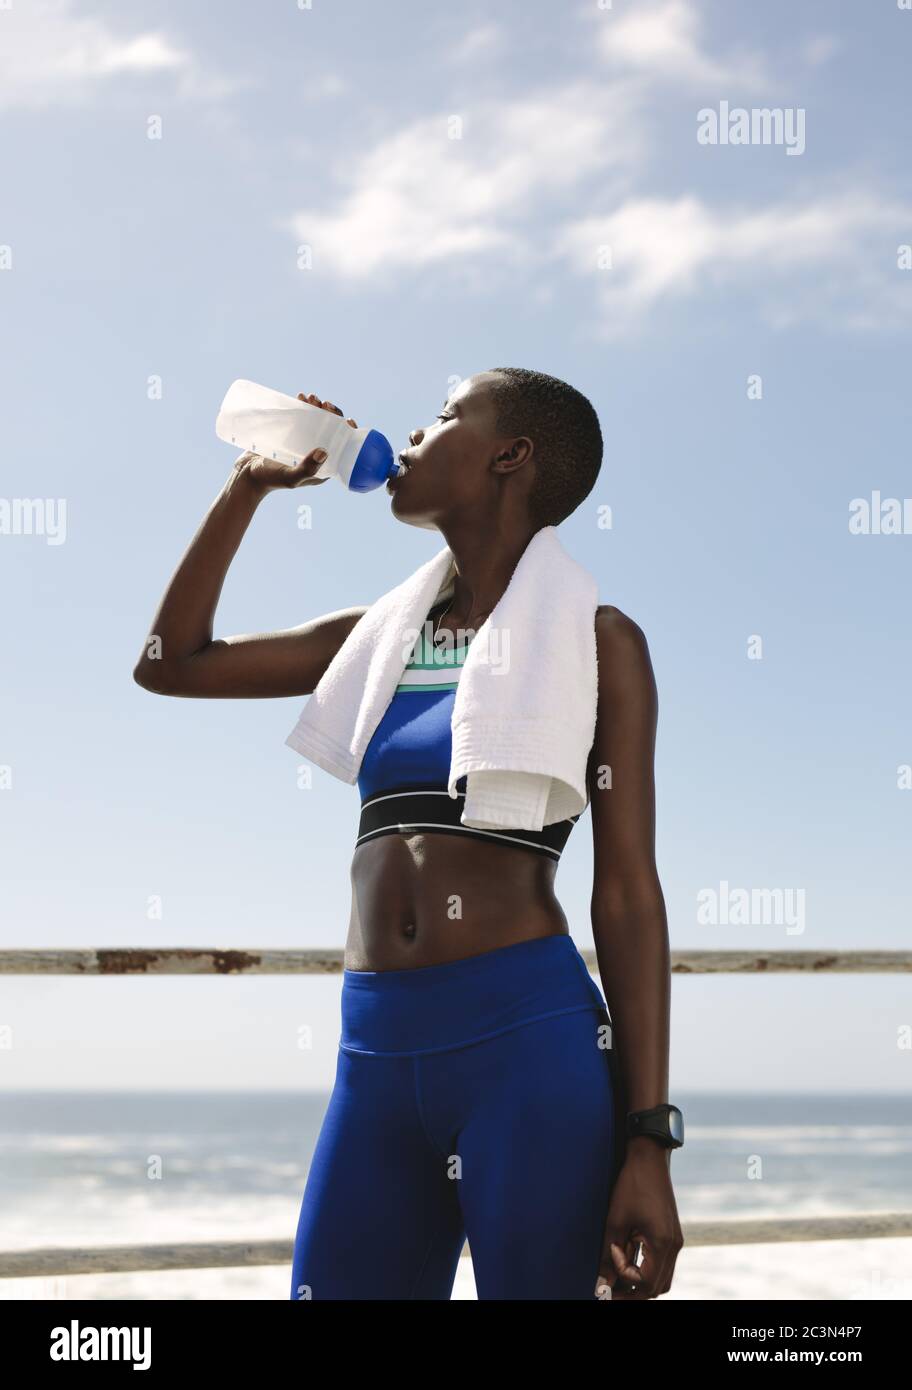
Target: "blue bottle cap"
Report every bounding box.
[349,429,398,492]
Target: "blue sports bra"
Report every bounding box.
[356,599,582,861]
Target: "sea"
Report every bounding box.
[1,1090,910,1301]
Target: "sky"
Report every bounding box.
[1,0,910,1094]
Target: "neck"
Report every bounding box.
[438,520,539,627]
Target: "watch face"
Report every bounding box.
[669,1108,684,1144]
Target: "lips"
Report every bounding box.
[387,451,413,492]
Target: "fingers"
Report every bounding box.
[296,391,344,416]
[606,1233,682,1299]
[295,393,357,428]
[656,1238,683,1296]
[641,1226,684,1297]
[595,1239,643,1299]
[286,447,330,487]
[608,1241,647,1299]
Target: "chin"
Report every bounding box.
[389,495,438,531]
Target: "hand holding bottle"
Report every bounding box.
[234,393,359,494]
[216,379,400,492]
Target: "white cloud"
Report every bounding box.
[278,0,905,335]
[79,32,188,76]
[0,0,239,110]
[553,191,912,332]
[448,23,505,64]
[283,1,781,286]
[284,79,647,279]
[594,0,767,88]
[307,73,350,99]
[802,34,842,67]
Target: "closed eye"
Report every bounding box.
[436,413,452,422]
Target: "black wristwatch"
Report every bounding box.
[626,1104,684,1150]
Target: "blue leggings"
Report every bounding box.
[289,934,625,1301]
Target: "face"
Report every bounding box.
[387,372,525,530]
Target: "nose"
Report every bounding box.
[409,428,424,447]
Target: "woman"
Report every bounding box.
[133,367,683,1301]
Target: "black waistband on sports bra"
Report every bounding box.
[355,782,581,862]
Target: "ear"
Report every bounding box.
[492,436,534,473]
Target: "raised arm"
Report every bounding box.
[132,394,367,698]
[586,604,683,1299]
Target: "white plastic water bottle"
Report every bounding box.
[214,379,403,492]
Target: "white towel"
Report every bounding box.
[284,525,600,831]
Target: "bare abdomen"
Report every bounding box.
[345,832,570,971]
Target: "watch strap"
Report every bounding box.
[626,1103,684,1149]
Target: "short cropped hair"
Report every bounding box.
[485,367,603,528]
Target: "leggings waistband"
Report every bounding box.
[339,933,607,1057]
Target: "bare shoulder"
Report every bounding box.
[595,603,651,658]
[593,604,656,697]
[597,603,647,644]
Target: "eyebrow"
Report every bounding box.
[442,400,459,413]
